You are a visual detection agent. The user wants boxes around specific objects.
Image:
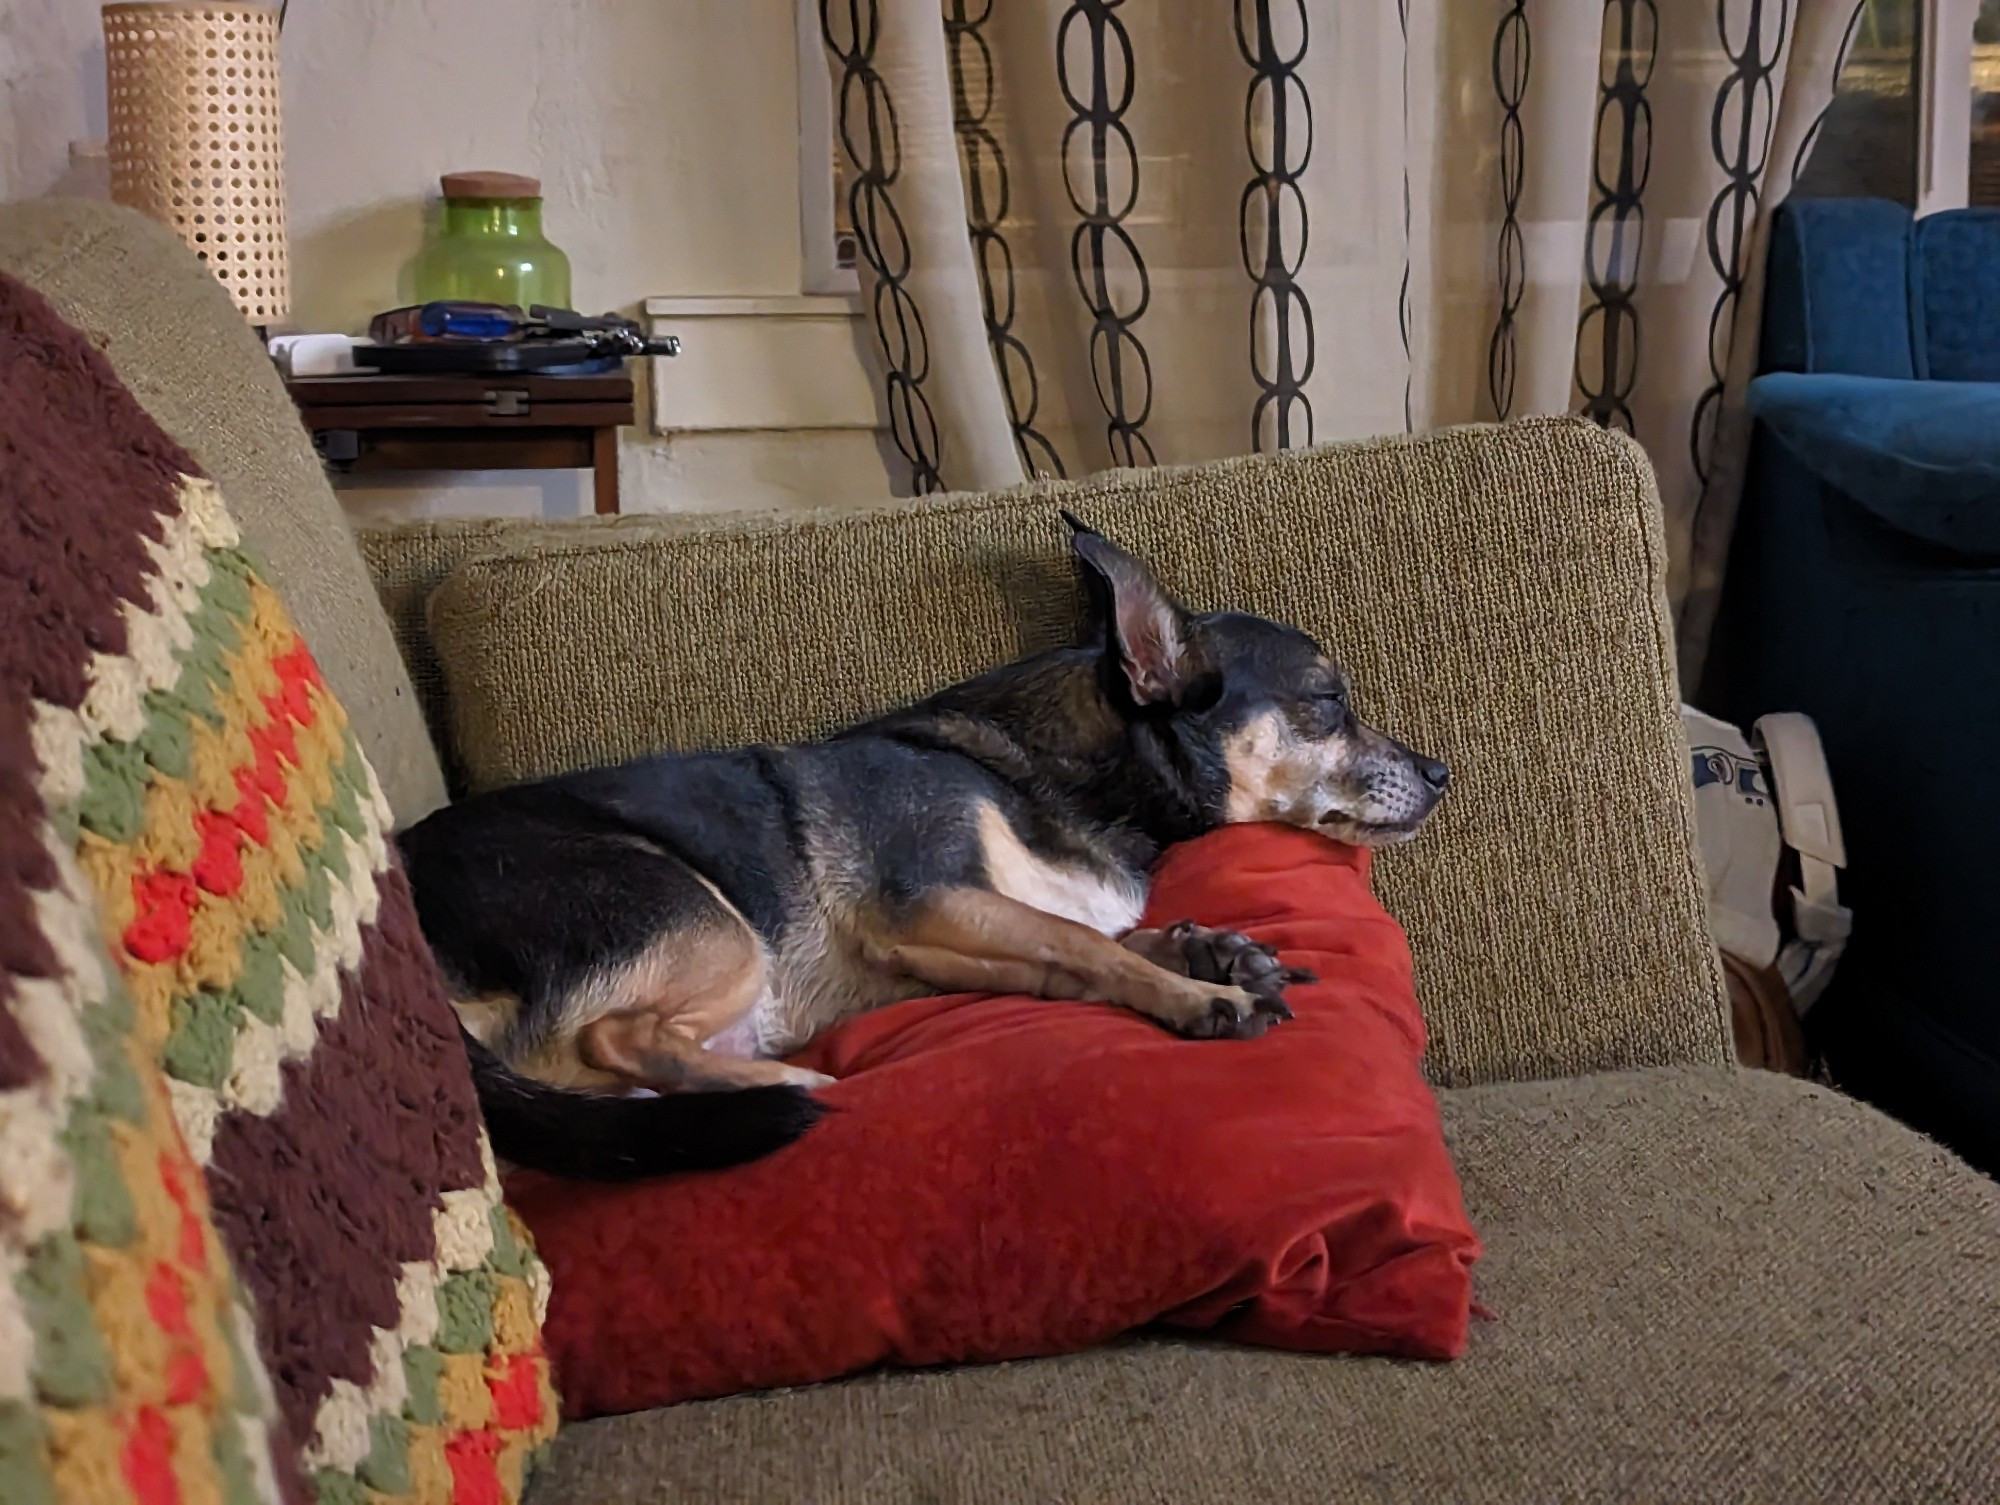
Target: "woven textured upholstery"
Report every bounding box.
[354,512,773,796]
[412,417,1728,1087]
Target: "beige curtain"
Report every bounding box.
[822,0,1863,678]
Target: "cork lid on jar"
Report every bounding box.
[439,171,542,200]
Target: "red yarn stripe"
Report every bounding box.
[115,635,330,966]
[487,1354,545,1431]
[165,1348,210,1407]
[121,1405,182,1505]
[125,872,197,964]
[158,1152,209,1270]
[445,1430,504,1505]
[191,809,244,897]
[145,1262,191,1338]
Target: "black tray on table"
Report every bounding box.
[353,340,622,376]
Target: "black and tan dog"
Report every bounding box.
[398,516,1448,1180]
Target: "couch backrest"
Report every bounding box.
[1,201,1727,1089]
[1764,197,2000,385]
[0,199,448,828]
[364,420,1733,1089]
[1762,197,1923,380]
[354,510,754,797]
[1914,207,2000,383]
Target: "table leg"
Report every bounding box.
[592,426,620,515]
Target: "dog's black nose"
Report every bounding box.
[1416,757,1450,792]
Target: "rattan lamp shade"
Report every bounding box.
[104,2,290,324]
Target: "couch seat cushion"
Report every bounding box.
[525,1066,2000,1504]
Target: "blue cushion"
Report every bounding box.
[1747,372,2000,553]
[1761,199,1920,379]
[1916,208,2000,382]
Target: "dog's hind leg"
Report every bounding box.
[571,921,831,1093]
[401,798,826,1093]
[579,1013,831,1093]
[859,888,1294,1040]
[521,904,832,1094]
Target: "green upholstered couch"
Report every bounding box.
[6,199,1994,1504]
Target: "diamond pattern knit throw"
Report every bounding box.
[0,272,558,1503]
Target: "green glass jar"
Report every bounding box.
[412,170,572,310]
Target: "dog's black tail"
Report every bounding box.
[461,1028,824,1181]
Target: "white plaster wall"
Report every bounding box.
[1,0,105,202]
[2,0,897,519]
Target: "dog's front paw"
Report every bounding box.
[1155,921,1315,1017]
[1168,980,1288,1040]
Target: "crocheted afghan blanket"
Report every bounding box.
[0,273,557,1502]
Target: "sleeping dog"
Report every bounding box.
[398,515,1449,1180]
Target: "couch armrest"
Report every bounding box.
[1748,373,2000,555]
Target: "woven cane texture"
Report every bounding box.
[421,417,1730,1086]
[104,2,289,323]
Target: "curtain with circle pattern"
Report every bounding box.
[821,0,1865,676]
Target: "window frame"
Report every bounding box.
[795,0,860,297]
[1918,0,1981,211]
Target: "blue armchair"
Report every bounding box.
[1703,197,2000,1175]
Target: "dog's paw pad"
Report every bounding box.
[1205,994,1244,1037]
[1173,990,1280,1041]
[1160,922,1313,1014]
[1229,994,1293,1040]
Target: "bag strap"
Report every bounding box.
[1753,713,1852,1014]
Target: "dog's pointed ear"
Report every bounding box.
[1064,513,1194,707]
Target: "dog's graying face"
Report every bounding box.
[1066,513,1449,846]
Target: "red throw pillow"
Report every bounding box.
[505,824,1480,1419]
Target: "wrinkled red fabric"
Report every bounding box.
[506,824,1480,1420]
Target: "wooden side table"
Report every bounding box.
[285,370,635,514]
